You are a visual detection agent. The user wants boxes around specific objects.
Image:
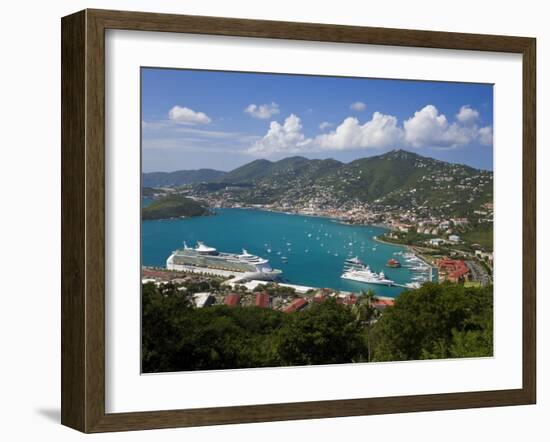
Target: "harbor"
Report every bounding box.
[142,208,437,297]
[142,267,398,308]
[144,209,433,298]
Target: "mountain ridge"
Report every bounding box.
[141,168,227,187]
[142,150,493,217]
[142,150,489,186]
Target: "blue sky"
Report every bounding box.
[141,68,493,172]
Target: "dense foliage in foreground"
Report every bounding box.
[142,282,493,373]
[371,283,493,361]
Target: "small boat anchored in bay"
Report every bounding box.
[386,258,401,268]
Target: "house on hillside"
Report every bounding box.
[429,238,445,247]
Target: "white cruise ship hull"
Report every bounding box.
[166,253,282,281]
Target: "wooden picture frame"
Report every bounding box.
[61,8,536,433]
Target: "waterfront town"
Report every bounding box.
[142,266,396,314]
[145,171,494,291]
[142,186,493,312]
[142,244,490,317]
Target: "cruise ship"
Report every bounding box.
[166,242,282,281]
[341,257,395,286]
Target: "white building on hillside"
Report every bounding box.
[449,234,461,243]
[429,238,446,247]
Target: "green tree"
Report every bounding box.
[352,289,380,362]
[141,282,193,372]
[371,282,493,362]
[276,298,368,366]
[142,281,493,373]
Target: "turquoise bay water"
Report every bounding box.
[142,207,416,297]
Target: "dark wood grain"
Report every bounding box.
[90,8,532,53]
[89,389,530,432]
[522,38,537,404]
[61,10,86,431]
[85,9,107,433]
[61,8,537,433]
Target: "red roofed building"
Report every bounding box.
[337,294,357,306]
[344,294,358,305]
[255,292,270,308]
[224,293,241,307]
[374,298,395,309]
[436,259,470,283]
[283,298,308,313]
[313,293,327,303]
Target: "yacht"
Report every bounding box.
[344,256,364,269]
[341,260,395,286]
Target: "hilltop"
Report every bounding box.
[142,168,226,187]
[218,156,342,184]
[142,150,493,219]
[190,150,490,217]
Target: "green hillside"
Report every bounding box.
[143,150,493,217]
[326,150,492,216]
[219,156,342,185]
[142,168,226,187]
[201,150,492,214]
[310,151,425,202]
[218,159,273,183]
[141,186,162,197]
[142,195,211,220]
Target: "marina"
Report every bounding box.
[339,256,426,289]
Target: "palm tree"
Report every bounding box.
[353,289,381,362]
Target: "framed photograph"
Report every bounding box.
[61,9,536,433]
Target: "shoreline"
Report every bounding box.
[372,235,437,280]
[142,266,399,302]
[217,205,391,231]
[143,209,414,297]
[372,234,410,248]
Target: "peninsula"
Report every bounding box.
[142,194,211,220]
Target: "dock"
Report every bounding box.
[234,280,316,294]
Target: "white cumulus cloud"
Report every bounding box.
[168,106,211,125]
[478,126,493,145]
[456,105,480,124]
[244,102,280,119]
[314,113,404,150]
[247,114,311,155]
[403,105,480,148]
[246,104,492,156]
[350,101,367,111]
